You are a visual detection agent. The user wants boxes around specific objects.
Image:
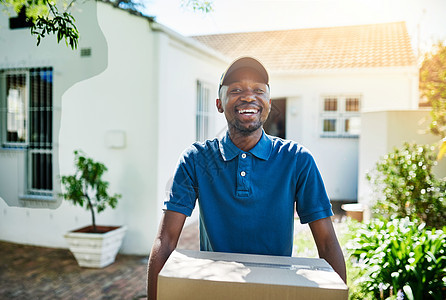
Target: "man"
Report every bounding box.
[147,57,346,299]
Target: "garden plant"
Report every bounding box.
[346,142,446,299]
[348,218,446,299]
[60,150,121,233]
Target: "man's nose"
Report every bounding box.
[240,92,256,102]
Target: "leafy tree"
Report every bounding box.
[419,42,446,159]
[2,0,80,49]
[1,0,214,49]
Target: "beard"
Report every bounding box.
[227,117,265,136]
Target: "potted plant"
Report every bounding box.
[60,150,126,268]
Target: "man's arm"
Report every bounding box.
[147,210,186,300]
[309,217,347,283]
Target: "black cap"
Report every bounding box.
[219,57,269,92]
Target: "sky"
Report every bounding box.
[141,0,446,53]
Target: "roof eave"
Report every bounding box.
[150,22,230,64]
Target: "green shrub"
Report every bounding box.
[60,150,121,233]
[366,143,446,228]
[348,218,446,300]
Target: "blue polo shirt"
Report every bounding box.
[164,131,333,256]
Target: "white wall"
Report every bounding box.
[58,3,163,254]
[0,1,107,243]
[0,1,107,207]
[270,66,418,201]
[154,30,227,226]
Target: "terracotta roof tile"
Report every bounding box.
[192,22,416,71]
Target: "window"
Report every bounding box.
[196,80,214,141]
[323,119,337,132]
[1,68,53,195]
[320,95,361,137]
[324,97,337,111]
[5,72,27,143]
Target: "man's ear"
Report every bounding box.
[216,98,224,113]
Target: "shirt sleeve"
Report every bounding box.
[163,148,198,217]
[294,150,333,224]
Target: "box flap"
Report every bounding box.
[159,249,347,290]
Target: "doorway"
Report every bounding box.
[264,98,286,139]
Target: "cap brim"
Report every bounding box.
[219,57,269,89]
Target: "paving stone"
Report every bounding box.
[0,241,148,299]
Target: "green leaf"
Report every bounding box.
[403,285,414,300]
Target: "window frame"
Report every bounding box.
[320,95,361,138]
[27,148,53,195]
[196,80,215,142]
[1,69,30,148]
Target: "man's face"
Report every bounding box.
[217,67,271,135]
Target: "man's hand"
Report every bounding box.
[309,217,347,283]
[147,210,186,300]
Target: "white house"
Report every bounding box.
[0,1,228,254]
[1,1,443,255]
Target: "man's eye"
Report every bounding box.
[230,89,242,93]
[255,89,265,93]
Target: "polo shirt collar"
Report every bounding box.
[219,130,273,161]
[250,131,273,160]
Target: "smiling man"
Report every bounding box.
[147,57,346,299]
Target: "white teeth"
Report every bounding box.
[238,109,258,114]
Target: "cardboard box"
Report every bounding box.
[158,249,348,300]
